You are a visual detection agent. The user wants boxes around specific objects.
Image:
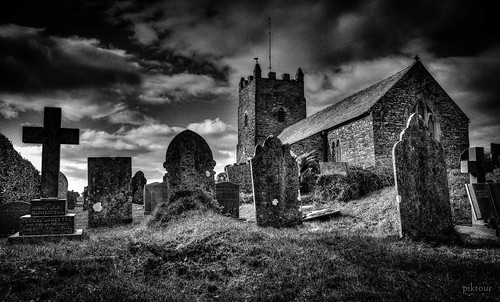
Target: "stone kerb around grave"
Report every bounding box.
[392,113,454,241]
[250,136,302,228]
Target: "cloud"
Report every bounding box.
[0,24,142,93]
[140,73,233,104]
[133,23,159,45]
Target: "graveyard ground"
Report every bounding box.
[1,187,500,301]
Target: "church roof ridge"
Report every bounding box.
[278,61,416,145]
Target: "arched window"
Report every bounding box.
[277,108,285,122]
[336,140,341,162]
[244,112,248,126]
[412,101,440,140]
[331,141,336,162]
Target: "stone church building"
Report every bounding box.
[227,58,469,202]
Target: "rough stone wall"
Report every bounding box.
[372,61,469,170]
[289,133,325,161]
[237,80,256,163]
[326,115,375,168]
[393,114,454,241]
[225,163,252,194]
[0,133,40,204]
[250,136,302,228]
[237,71,306,162]
[87,157,132,227]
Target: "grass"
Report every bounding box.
[1,190,500,301]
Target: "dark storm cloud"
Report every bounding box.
[0,24,142,93]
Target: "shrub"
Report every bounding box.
[148,190,220,227]
[314,166,394,204]
[296,151,320,194]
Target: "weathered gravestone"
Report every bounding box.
[67,190,79,210]
[0,201,31,237]
[9,107,83,242]
[58,172,68,199]
[132,171,147,205]
[215,182,239,217]
[393,113,454,241]
[144,182,169,215]
[76,196,84,207]
[163,130,216,195]
[319,162,348,176]
[87,157,132,227]
[250,136,302,228]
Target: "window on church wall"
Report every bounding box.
[331,139,341,162]
[412,101,441,141]
[331,141,336,162]
[277,108,285,122]
[336,140,341,162]
[244,112,248,126]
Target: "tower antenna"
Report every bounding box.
[268,17,272,72]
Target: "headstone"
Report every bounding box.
[0,201,31,237]
[491,143,500,168]
[319,162,348,176]
[215,182,239,217]
[393,113,454,241]
[67,190,79,210]
[83,186,88,210]
[87,157,132,227]
[460,147,493,184]
[131,171,147,205]
[216,172,228,183]
[163,130,216,195]
[465,183,500,232]
[10,107,83,243]
[76,196,84,206]
[144,182,169,215]
[58,172,68,200]
[22,107,79,198]
[250,136,302,228]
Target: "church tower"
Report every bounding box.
[236,60,306,163]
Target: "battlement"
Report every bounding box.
[239,63,304,91]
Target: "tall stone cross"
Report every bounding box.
[22,107,79,198]
[460,147,493,183]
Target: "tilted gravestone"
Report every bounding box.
[163,130,216,195]
[144,182,169,215]
[393,113,454,241]
[87,157,132,227]
[58,172,68,200]
[0,201,31,237]
[9,107,83,243]
[250,136,302,228]
[215,182,239,218]
[132,171,147,205]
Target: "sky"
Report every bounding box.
[1,0,499,194]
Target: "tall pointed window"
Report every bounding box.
[331,139,341,162]
[277,108,285,122]
[244,112,248,126]
[412,101,440,140]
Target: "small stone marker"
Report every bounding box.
[132,171,147,205]
[10,107,83,243]
[58,172,68,199]
[87,157,132,227]
[393,113,454,241]
[319,162,348,176]
[0,201,31,237]
[215,182,239,217]
[163,130,216,195]
[144,182,169,215]
[67,190,79,210]
[22,107,79,198]
[250,136,302,228]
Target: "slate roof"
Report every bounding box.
[278,62,415,145]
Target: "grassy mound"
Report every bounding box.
[314,166,394,204]
[148,190,220,227]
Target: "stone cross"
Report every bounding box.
[22,107,79,198]
[460,147,493,184]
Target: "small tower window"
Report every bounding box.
[244,112,248,126]
[277,108,285,122]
